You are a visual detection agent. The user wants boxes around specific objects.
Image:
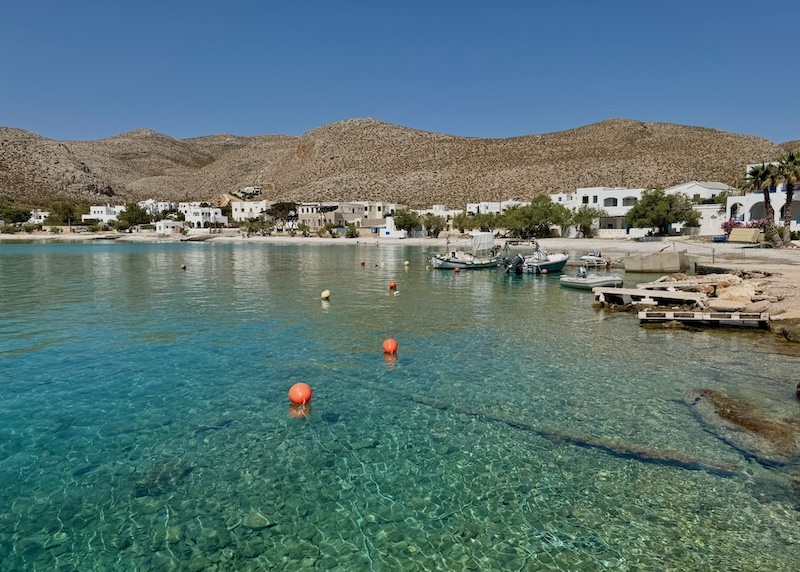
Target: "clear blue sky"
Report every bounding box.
[2,1,798,143]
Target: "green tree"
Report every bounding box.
[451,212,475,233]
[421,213,446,237]
[777,150,799,245]
[117,203,151,227]
[500,196,571,238]
[471,212,498,232]
[392,209,421,232]
[0,203,32,225]
[572,205,608,238]
[741,163,782,247]
[265,202,298,226]
[44,202,80,225]
[625,188,700,236]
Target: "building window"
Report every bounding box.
[582,196,589,204]
[592,196,598,204]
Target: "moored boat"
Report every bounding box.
[504,246,569,275]
[559,267,623,290]
[430,232,504,269]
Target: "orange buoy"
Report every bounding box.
[288,382,313,404]
[454,267,460,273]
[383,338,398,354]
[389,281,397,291]
[360,260,366,266]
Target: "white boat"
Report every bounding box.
[559,267,623,290]
[505,243,569,274]
[430,232,504,269]
[579,251,613,266]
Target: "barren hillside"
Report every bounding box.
[0,118,786,208]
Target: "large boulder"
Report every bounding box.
[708,298,748,311]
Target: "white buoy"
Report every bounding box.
[321,289,331,300]
[404,260,410,266]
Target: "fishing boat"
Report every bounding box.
[429,232,504,269]
[504,243,569,274]
[579,251,613,266]
[559,266,623,290]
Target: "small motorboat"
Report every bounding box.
[505,249,569,274]
[579,251,613,267]
[559,266,623,290]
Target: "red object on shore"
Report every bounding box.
[288,383,313,404]
[383,338,398,354]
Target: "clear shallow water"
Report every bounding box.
[1,241,799,571]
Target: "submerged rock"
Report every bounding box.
[685,389,799,466]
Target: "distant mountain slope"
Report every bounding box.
[0,118,786,208]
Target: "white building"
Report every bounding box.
[138,199,175,216]
[155,220,184,234]
[178,202,228,228]
[82,204,126,223]
[378,216,408,239]
[465,200,525,215]
[550,183,735,238]
[29,209,50,224]
[725,164,800,232]
[231,200,272,222]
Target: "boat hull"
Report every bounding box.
[430,255,503,269]
[559,275,624,290]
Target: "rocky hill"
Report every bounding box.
[0,118,788,209]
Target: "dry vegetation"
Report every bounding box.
[0,118,787,209]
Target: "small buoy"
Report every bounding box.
[360,260,365,266]
[321,290,331,300]
[389,281,397,291]
[454,267,460,274]
[404,260,410,266]
[541,268,548,274]
[383,338,398,354]
[180,264,186,270]
[288,383,313,404]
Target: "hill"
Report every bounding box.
[0,118,786,209]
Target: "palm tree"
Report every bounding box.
[777,150,800,245]
[743,162,783,247]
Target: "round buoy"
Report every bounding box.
[454,267,460,274]
[180,264,186,270]
[541,268,548,274]
[321,290,331,300]
[404,260,410,266]
[360,260,366,266]
[389,281,397,291]
[383,338,398,354]
[288,383,313,404]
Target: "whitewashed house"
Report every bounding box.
[82,204,126,223]
[29,209,50,224]
[726,164,800,232]
[155,220,184,234]
[138,199,175,216]
[231,200,272,222]
[178,202,228,228]
[378,216,408,239]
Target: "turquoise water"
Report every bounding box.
[1,241,799,571]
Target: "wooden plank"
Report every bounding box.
[593,287,707,302]
[635,278,721,289]
[638,311,769,323]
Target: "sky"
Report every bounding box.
[2,1,798,143]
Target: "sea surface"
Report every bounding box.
[1,240,799,571]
